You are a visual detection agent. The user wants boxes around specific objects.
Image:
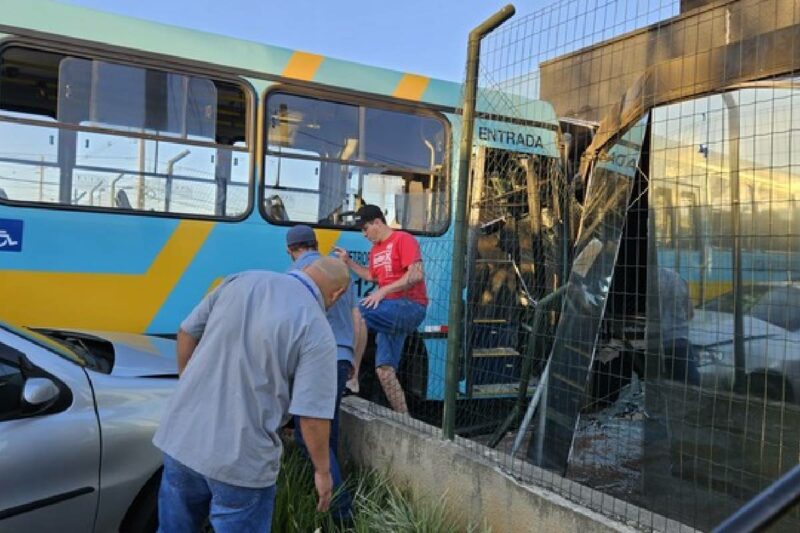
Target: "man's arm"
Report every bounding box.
[334,247,373,281]
[378,261,424,296]
[361,261,423,309]
[290,321,338,512]
[176,329,199,376]
[298,417,333,512]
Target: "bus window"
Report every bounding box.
[264,148,321,223]
[364,107,445,170]
[263,90,448,234]
[58,58,217,140]
[0,47,250,218]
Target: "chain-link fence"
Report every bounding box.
[354,0,800,531]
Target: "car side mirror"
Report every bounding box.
[22,377,60,410]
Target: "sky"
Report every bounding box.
[61,0,554,82]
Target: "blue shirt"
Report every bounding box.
[290,250,355,364]
[153,270,337,487]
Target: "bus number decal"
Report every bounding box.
[346,251,375,298]
[354,278,376,298]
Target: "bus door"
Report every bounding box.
[465,118,567,399]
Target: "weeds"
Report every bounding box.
[270,444,490,533]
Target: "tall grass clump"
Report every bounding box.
[270,444,491,533]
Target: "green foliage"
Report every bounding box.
[271,444,338,532]
[270,444,491,533]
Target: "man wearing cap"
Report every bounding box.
[335,204,428,413]
[285,224,357,520]
[154,257,350,532]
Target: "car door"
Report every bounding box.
[0,329,100,533]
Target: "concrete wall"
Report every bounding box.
[339,397,689,532]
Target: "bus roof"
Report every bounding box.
[1,1,456,102]
[0,1,558,124]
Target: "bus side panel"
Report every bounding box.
[1,206,198,332]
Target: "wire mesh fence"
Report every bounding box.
[354,0,800,531]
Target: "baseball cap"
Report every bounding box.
[286,224,317,247]
[354,204,385,228]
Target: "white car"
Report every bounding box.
[0,322,178,532]
[690,285,800,402]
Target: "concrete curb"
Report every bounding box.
[340,397,694,532]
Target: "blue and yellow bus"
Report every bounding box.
[0,0,565,402]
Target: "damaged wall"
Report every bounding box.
[540,0,800,122]
[338,397,688,532]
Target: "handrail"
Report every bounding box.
[713,463,800,532]
[487,284,567,449]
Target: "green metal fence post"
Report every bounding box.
[443,4,516,440]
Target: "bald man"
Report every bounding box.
[154,257,350,532]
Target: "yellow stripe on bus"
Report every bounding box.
[393,73,430,101]
[282,51,324,80]
[206,276,224,294]
[4,220,214,332]
[202,228,341,296]
[689,281,733,303]
[316,228,341,256]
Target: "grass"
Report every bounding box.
[270,444,490,533]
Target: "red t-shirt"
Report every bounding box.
[368,231,428,306]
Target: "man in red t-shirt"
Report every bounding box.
[335,204,427,413]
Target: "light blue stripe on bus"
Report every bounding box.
[313,58,405,96]
[4,1,296,79]
[421,79,462,108]
[0,208,176,273]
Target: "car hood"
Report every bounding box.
[102,332,178,377]
[690,310,785,348]
[49,329,178,377]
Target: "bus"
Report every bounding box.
[0,0,567,404]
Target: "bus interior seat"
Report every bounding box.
[266,194,289,221]
[115,190,132,209]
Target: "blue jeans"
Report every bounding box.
[359,298,426,369]
[158,454,276,533]
[294,359,352,519]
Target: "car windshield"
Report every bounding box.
[0,321,87,366]
[700,285,800,331]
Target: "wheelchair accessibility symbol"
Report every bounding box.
[0,219,23,252]
[0,230,18,247]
